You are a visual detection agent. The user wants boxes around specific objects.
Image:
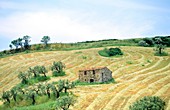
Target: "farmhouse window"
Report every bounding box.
[84,71,87,75]
[93,70,95,75]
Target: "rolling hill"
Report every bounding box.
[0,46,170,110]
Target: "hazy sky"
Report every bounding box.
[0,0,170,50]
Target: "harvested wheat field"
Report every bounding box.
[0,46,170,110]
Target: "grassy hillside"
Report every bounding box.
[0,46,170,110]
[0,38,140,58]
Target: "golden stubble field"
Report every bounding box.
[0,46,170,110]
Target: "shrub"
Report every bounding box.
[25,50,30,53]
[143,38,154,46]
[82,55,87,59]
[37,76,50,81]
[126,61,133,64]
[35,44,41,50]
[108,48,123,56]
[75,51,82,54]
[98,47,123,57]
[129,96,166,110]
[147,59,151,63]
[138,40,149,47]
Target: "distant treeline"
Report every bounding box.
[78,39,118,43]
[0,36,169,58]
[138,36,170,47]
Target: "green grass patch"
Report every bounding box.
[81,55,87,59]
[0,100,56,110]
[52,71,66,77]
[98,49,110,57]
[154,52,169,56]
[126,61,133,64]
[13,76,51,89]
[74,51,82,54]
[12,101,56,110]
[98,48,123,57]
[147,59,151,63]
[0,92,70,110]
[75,78,115,86]
[28,76,50,85]
[141,64,145,66]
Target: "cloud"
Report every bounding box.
[0,0,156,45]
[0,9,154,44]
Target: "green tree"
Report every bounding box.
[37,83,46,95]
[18,72,29,84]
[1,91,11,103]
[11,39,19,49]
[37,66,48,77]
[28,66,40,78]
[23,35,31,49]
[26,90,36,105]
[46,83,53,98]
[10,87,18,102]
[108,48,123,56]
[143,38,154,46]
[58,80,64,92]
[51,61,65,76]
[57,95,76,110]
[129,96,165,110]
[155,38,165,54]
[41,36,50,46]
[138,40,149,47]
[70,81,76,88]
[51,84,60,99]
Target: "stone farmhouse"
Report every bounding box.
[78,67,112,83]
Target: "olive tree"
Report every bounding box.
[46,83,53,98]
[1,91,11,103]
[28,66,40,78]
[57,95,76,110]
[37,83,46,95]
[26,90,37,105]
[18,72,29,84]
[10,87,18,102]
[58,80,64,92]
[51,84,60,99]
[51,61,65,76]
[37,66,48,77]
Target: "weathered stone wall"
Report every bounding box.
[79,67,112,83]
[79,69,100,83]
[99,68,112,82]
